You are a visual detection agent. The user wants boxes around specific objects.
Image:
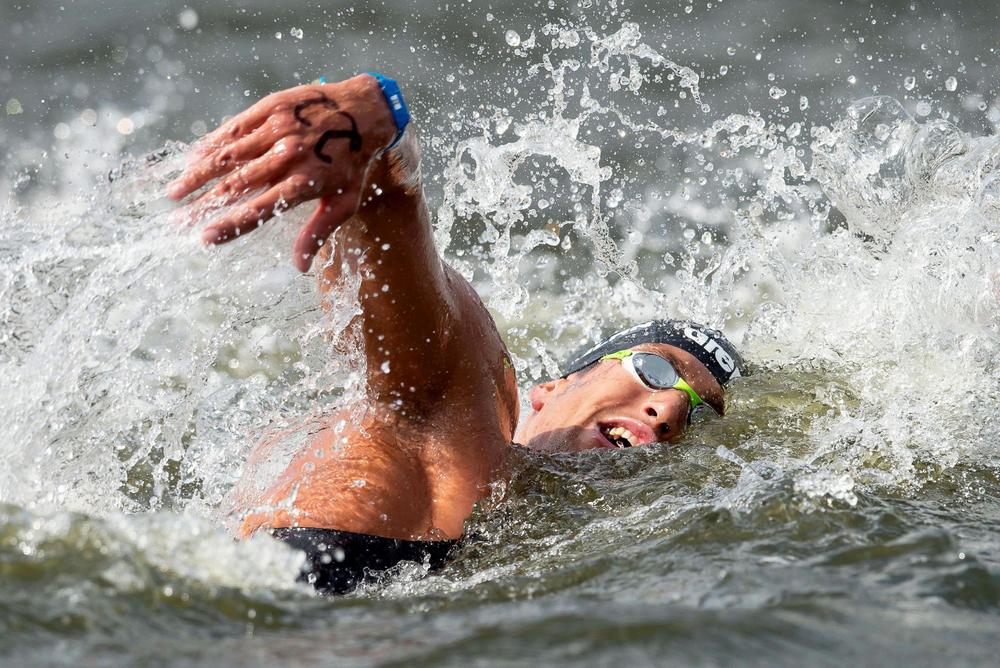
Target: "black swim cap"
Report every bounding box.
[561,319,746,387]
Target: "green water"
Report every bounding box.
[2,376,999,666]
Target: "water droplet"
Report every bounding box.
[847,75,857,85]
[5,98,23,115]
[380,360,391,374]
[290,27,304,40]
[726,46,736,56]
[274,31,282,40]
[799,95,809,110]
[719,65,728,76]
[945,76,958,92]
[684,5,693,13]
[903,75,916,91]
[769,86,786,100]
[558,29,580,47]
[915,100,932,116]
[178,8,198,30]
[505,30,521,47]
[607,188,624,208]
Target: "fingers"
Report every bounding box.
[194,92,285,152]
[201,174,321,245]
[167,131,273,201]
[292,191,361,272]
[188,142,299,213]
[193,85,318,153]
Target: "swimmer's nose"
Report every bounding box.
[641,391,687,439]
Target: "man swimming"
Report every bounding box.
[166,73,745,593]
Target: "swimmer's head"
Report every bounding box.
[513,320,746,453]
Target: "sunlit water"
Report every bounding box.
[3,2,1000,665]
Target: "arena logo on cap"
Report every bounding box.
[683,326,741,378]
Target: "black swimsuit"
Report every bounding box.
[270,527,460,594]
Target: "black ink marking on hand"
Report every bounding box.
[313,112,362,163]
[294,95,340,127]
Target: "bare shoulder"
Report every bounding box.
[235,408,437,539]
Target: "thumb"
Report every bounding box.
[292,192,360,272]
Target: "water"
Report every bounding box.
[4,1,1000,665]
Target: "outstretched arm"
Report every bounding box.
[168,74,518,430]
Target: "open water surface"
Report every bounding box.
[3,1,1000,665]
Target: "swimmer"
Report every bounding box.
[167,73,746,593]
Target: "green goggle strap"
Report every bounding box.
[599,350,704,409]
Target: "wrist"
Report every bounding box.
[360,74,421,197]
[361,128,422,202]
[365,73,411,156]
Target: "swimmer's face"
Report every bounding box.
[513,343,724,453]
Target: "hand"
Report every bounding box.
[166,75,397,271]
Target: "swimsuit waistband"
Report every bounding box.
[270,526,460,594]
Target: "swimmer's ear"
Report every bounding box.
[529,381,560,411]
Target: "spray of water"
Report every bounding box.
[1,18,998,575]
[431,23,1000,501]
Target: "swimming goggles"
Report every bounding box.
[599,350,706,412]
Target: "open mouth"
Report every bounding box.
[599,424,638,448]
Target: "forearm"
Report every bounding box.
[318,130,489,408]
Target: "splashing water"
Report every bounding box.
[762,96,1000,488]
[431,26,1000,499]
[0,142,367,516]
[2,9,996,554]
[2,11,1000,665]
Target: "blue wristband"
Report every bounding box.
[367,72,410,153]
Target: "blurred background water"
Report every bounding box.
[7,0,1000,203]
[3,1,1000,666]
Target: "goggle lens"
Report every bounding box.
[631,353,681,389]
